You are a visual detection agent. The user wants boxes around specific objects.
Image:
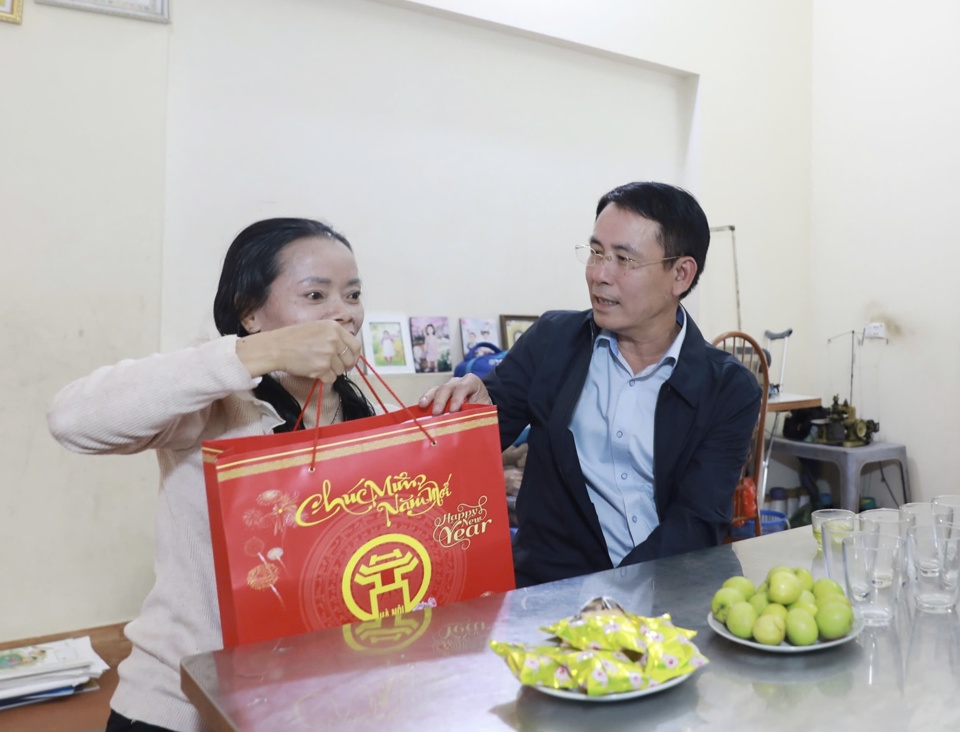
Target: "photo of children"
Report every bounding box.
[459,317,501,355]
[362,313,416,374]
[410,316,452,373]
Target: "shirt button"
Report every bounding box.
[616,430,623,438]
[631,515,638,523]
[621,473,628,480]
[629,380,636,386]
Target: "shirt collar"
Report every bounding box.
[595,306,687,369]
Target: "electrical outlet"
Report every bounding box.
[864,322,886,339]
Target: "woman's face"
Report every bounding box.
[242,236,364,336]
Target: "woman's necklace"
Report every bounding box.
[329,397,342,425]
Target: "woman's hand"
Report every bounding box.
[236,321,361,383]
[418,374,491,415]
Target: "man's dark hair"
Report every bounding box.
[596,182,710,299]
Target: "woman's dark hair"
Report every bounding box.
[213,217,374,431]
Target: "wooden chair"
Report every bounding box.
[711,331,770,538]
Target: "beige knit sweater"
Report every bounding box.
[47,335,341,732]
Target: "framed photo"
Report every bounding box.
[0,0,24,24]
[409,316,453,374]
[459,317,500,356]
[500,314,539,349]
[361,313,415,375]
[36,0,169,23]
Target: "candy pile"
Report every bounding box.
[490,599,708,697]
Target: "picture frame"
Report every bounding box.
[35,0,169,23]
[500,314,539,349]
[459,317,500,356]
[0,0,23,24]
[361,313,415,375]
[409,316,453,374]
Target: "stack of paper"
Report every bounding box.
[0,636,109,711]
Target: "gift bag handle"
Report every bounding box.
[292,356,438,471]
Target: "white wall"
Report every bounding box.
[160,0,690,351]
[809,1,960,505]
[3,0,816,639]
[0,2,169,639]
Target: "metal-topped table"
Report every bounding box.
[181,527,960,731]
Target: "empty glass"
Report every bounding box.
[842,531,903,626]
[900,501,951,529]
[932,495,960,523]
[860,507,914,539]
[905,523,960,613]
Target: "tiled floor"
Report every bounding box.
[0,623,130,732]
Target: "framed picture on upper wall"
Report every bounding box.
[500,314,539,349]
[361,313,415,375]
[409,316,452,374]
[0,0,24,24]
[36,0,169,23]
[459,317,500,355]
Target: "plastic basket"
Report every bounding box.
[729,510,788,540]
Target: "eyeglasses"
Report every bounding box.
[574,245,680,274]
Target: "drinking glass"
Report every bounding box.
[905,523,960,613]
[900,501,951,529]
[842,531,902,626]
[861,508,914,586]
[860,507,913,539]
[811,508,856,556]
[822,517,860,583]
[932,495,960,523]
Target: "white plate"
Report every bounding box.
[706,612,865,653]
[530,668,694,702]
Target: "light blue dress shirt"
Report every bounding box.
[570,309,687,566]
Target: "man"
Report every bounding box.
[421,182,761,587]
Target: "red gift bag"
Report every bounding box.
[203,372,516,648]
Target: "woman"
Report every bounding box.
[48,218,375,732]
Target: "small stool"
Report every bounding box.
[768,437,911,512]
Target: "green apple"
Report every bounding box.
[756,580,768,595]
[723,575,756,600]
[712,586,746,623]
[817,593,852,610]
[817,601,854,640]
[812,577,845,602]
[797,589,816,606]
[752,614,786,646]
[748,590,770,615]
[768,570,803,605]
[761,602,789,622]
[792,567,815,592]
[788,600,819,618]
[766,565,793,584]
[785,607,819,646]
[725,601,758,639]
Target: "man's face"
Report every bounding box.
[585,204,684,340]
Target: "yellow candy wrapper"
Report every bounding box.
[489,642,650,695]
[542,610,646,653]
[491,598,708,697]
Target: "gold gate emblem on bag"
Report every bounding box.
[342,534,432,620]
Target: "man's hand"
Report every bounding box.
[418,374,491,415]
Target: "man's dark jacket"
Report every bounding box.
[484,309,762,587]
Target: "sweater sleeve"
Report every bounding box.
[47,336,260,455]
